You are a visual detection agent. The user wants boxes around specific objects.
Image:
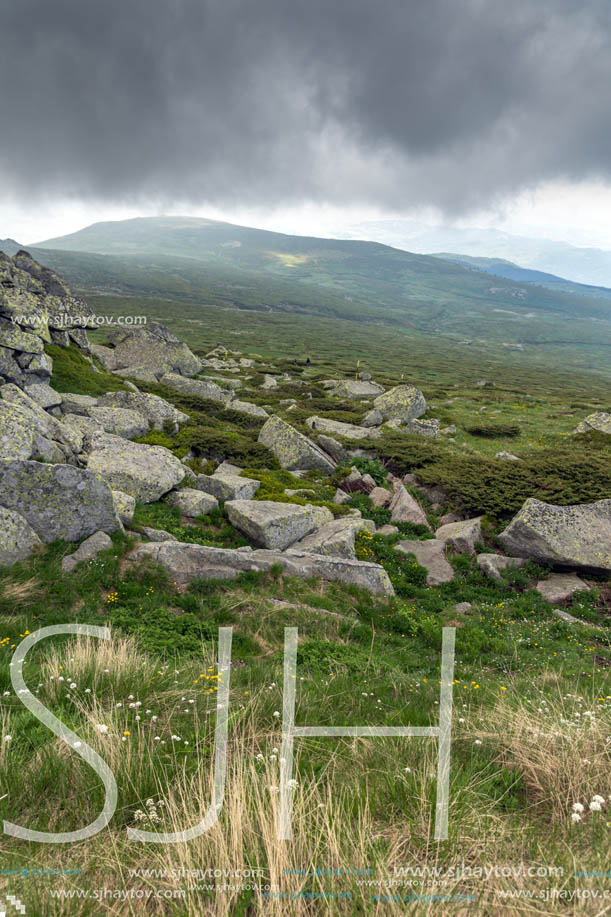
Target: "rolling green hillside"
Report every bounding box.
[24,216,611,377]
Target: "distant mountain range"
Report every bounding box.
[1,216,611,376]
[348,219,611,288]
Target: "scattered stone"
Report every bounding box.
[215,460,243,476]
[373,384,427,423]
[395,539,455,585]
[0,506,42,567]
[362,408,384,428]
[225,499,333,550]
[573,412,611,435]
[535,574,591,604]
[333,488,351,505]
[435,517,482,555]
[440,425,457,435]
[258,416,336,473]
[551,608,594,627]
[129,541,394,596]
[88,406,149,439]
[288,516,375,559]
[407,419,440,437]
[476,553,526,581]
[194,473,261,502]
[306,416,380,441]
[159,372,232,403]
[139,526,177,542]
[87,432,186,502]
[333,379,384,398]
[165,488,218,517]
[0,461,122,543]
[370,486,392,507]
[261,374,278,390]
[112,491,136,526]
[229,400,269,418]
[62,531,113,573]
[389,485,430,528]
[454,602,473,613]
[439,512,463,526]
[498,498,611,573]
[496,451,521,461]
[377,524,399,535]
[97,390,188,431]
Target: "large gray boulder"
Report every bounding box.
[194,473,261,502]
[395,539,455,585]
[535,574,591,604]
[23,383,62,409]
[0,506,42,567]
[258,416,336,473]
[60,393,99,416]
[333,380,384,398]
[104,323,201,378]
[112,491,136,526]
[96,390,188,431]
[389,485,430,528]
[498,498,611,573]
[159,372,232,403]
[373,384,427,423]
[0,461,122,543]
[1,383,83,458]
[573,412,611,435]
[225,499,333,550]
[87,432,186,502]
[288,516,374,559]
[435,517,482,555]
[306,416,380,441]
[128,541,394,596]
[88,406,149,439]
[165,489,218,517]
[61,531,113,573]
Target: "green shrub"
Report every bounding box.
[465,422,521,438]
[351,457,388,485]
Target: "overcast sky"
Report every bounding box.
[2,0,611,247]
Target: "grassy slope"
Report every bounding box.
[0,336,608,914]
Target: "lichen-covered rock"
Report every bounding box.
[573,412,611,435]
[306,416,380,441]
[140,526,177,542]
[0,461,122,543]
[0,316,44,354]
[315,435,350,465]
[128,541,394,596]
[2,383,83,454]
[96,390,188,431]
[89,344,118,371]
[258,415,336,473]
[194,473,261,502]
[226,499,333,550]
[261,374,278,390]
[389,485,430,528]
[495,451,521,461]
[535,574,591,604]
[407,419,440,437]
[229,400,269,418]
[395,539,455,585]
[0,388,83,462]
[370,486,392,508]
[435,517,482,554]
[0,401,38,460]
[0,506,42,567]
[23,383,62,409]
[498,498,611,573]
[88,406,149,439]
[112,490,136,526]
[333,380,384,398]
[159,372,232,403]
[60,392,99,415]
[87,432,186,502]
[165,489,219,517]
[476,553,526,581]
[362,408,384,427]
[288,516,375,559]
[104,323,201,377]
[373,384,427,423]
[63,413,105,439]
[62,531,113,573]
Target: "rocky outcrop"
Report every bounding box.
[395,539,455,585]
[112,491,136,526]
[258,416,336,473]
[225,499,333,550]
[128,541,394,596]
[88,406,149,439]
[0,461,122,544]
[87,432,186,502]
[573,412,611,435]
[96,390,188,431]
[0,384,83,462]
[373,384,426,423]
[0,506,42,567]
[498,498,611,573]
[102,324,201,378]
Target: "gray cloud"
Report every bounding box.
[1,0,610,215]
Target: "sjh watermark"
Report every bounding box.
[4,623,455,845]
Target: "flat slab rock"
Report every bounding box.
[499,498,611,573]
[165,489,218,517]
[194,472,261,502]
[394,539,455,585]
[258,415,336,474]
[226,499,333,551]
[128,542,394,596]
[288,516,375,559]
[535,574,591,604]
[87,432,186,502]
[306,416,380,441]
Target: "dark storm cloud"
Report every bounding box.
[1,0,610,213]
